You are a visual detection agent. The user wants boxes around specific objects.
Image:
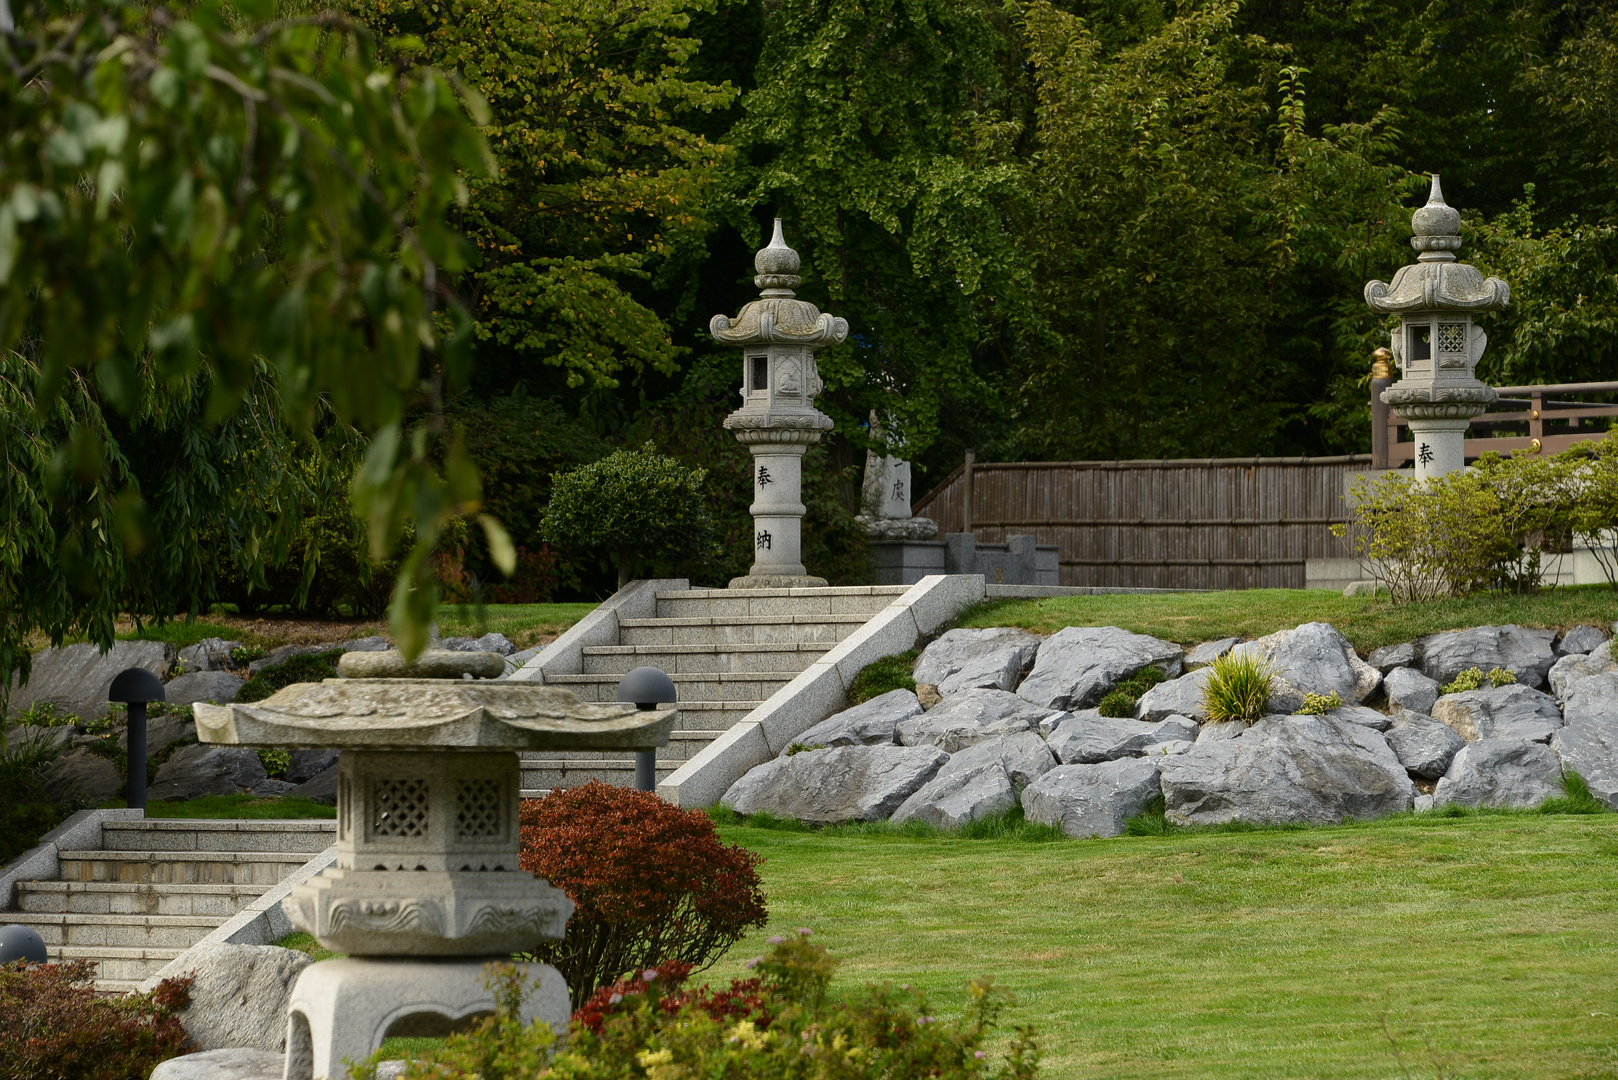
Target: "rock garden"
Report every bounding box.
[722,620,1618,836]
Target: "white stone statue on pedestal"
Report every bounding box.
[855,411,938,541]
[1366,175,1510,481]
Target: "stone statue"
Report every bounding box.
[854,411,939,541]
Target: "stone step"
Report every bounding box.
[57,850,314,887]
[100,819,335,854]
[543,671,792,703]
[653,585,906,620]
[520,730,726,767]
[15,880,268,916]
[520,758,678,795]
[46,943,185,983]
[667,701,758,731]
[580,642,830,676]
[0,911,227,948]
[618,614,868,647]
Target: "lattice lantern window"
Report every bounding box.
[1437,321,1468,366]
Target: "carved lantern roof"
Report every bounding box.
[710,219,849,346]
[1364,175,1510,315]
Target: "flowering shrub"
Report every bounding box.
[519,782,768,1003]
[352,934,1040,1080]
[0,959,193,1080]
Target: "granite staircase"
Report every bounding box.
[518,585,909,794]
[0,817,334,992]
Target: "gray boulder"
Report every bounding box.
[248,643,339,675]
[1016,626,1183,711]
[1557,625,1607,656]
[177,638,241,673]
[913,628,1043,697]
[1184,638,1240,670]
[1384,714,1466,779]
[1143,739,1195,758]
[1135,667,1212,723]
[897,688,1052,752]
[164,671,244,707]
[794,689,920,749]
[1327,705,1392,732]
[9,640,174,722]
[1415,625,1557,689]
[1433,738,1563,808]
[1383,666,1440,717]
[1431,684,1562,743]
[286,749,341,784]
[936,731,1057,788]
[287,763,338,805]
[503,647,541,677]
[1549,641,1616,700]
[721,744,949,824]
[891,762,1017,828]
[1047,713,1199,765]
[441,632,517,656]
[1022,759,1163,838]
[1158,714,1412,826]
[148,745,267,801]
[174,943,313,1051]
[1196,720,1247,743]
[119,715,195,756]
[251,778,298,796]
[342,635,393,653]
[1232,622,1381,712]
[1553,672,1618,808]
[150,1049,285,1080]
[1366,642,1416,673]
[1038,710,1073,737]
[42,747,123,803]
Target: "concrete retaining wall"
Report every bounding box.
[656,574,986,808]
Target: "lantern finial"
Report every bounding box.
[1411,175,1463,262]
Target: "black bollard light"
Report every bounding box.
[616,666,676,792]
[109,667,165,814]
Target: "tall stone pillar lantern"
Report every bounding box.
[1365,175,1510,481]
[711,219,848,588]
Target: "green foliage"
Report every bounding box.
[1488,667,1517,688]
[1539,770,1614,816]
[706,804,1066,843]
[1202,652,1275,725]
[1296,690,1343,716]
[1336,450,1585,603]
[542,444,720,588]
[351,0,738,396]
[1439,667,1516,695]
[276,931,345,963]
[230,645,267,666]
[0,726,69,862]
[362,936,1039,1080]
[784,742,826,757]
[257,748,292,778]
[147,794,337,819]
[1095,666,1168,718]
[848,651,918,705]
[1,0,500,666]
[235,651,343,704]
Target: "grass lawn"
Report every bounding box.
[142,794,335,819]
[711,813,1618,1080]
[962,585,1618,652]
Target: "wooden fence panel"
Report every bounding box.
[912,457,1372,590]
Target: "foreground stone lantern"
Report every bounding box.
[711,219,848,587]
[193,669,675,1080]
[1365,175,1510,480]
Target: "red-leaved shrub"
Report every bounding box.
[570,960,770,1035]
[519,782,767,1004]
[1,959,193,1080]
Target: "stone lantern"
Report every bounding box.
[1365,175,1510,480]
[192,668,674,1080]
[711,219,848,588]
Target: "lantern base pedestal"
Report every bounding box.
[728,573,829,589]
[283,957,568,1080]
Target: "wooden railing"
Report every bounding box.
[1370,379,1618,469]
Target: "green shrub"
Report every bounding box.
[1297,689,1343,715]
[236,651,344,704]
[1441,665,1519,693]
[785,742,827,757]
[1096,666,1168,718]
[257,749,292,778]
[8,701,77,728]
[542,444,721,590]
[848,651,918,704]
[0,728,70,862]
[354,934,1039,1080]
[1202,651,1275,724]
[230,644,267,666]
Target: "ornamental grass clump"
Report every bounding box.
[1201,651,1275,724]
[518,782,767,1004]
